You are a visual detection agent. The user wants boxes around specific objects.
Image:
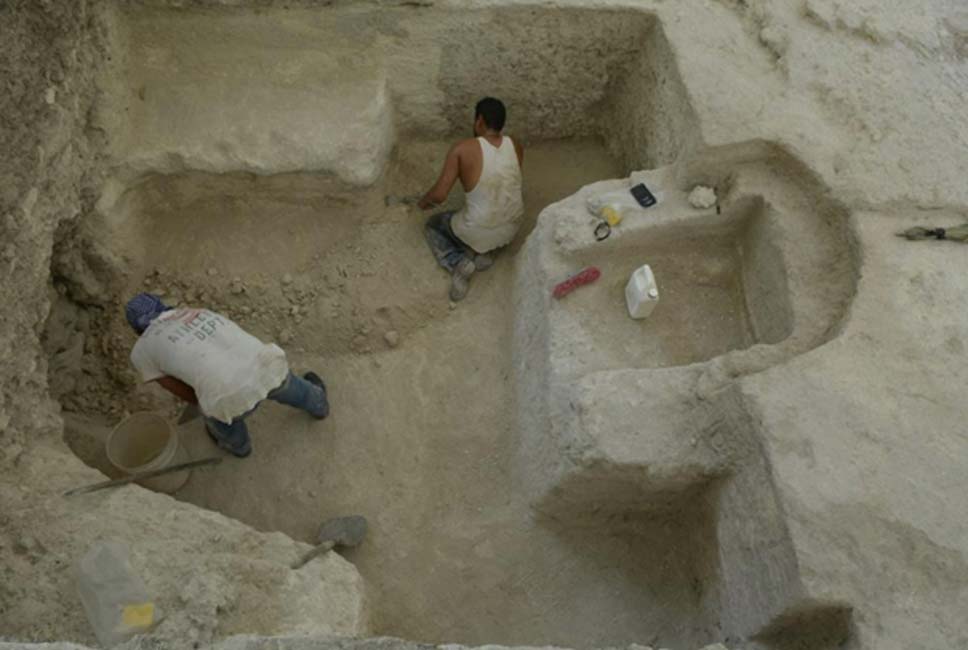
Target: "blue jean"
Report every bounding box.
[204,371,328,452]
[425,211,474,272]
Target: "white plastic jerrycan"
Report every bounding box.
[77,541,158,647]
[625,264,659,319]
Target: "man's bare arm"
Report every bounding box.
[513,137,524,167]
[418,143,462,209]
[155,376,199,404]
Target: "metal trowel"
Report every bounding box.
[291,515,369,569]
[177,403,201,425]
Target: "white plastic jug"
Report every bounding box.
[625,265,659,319]
[77,541,158,647]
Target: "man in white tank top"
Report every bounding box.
[418,97,524,301]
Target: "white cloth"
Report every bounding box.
[451,136,524,253]
[130,308,288,424]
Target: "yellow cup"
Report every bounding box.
[601,206,622,227]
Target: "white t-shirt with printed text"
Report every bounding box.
[130,308,288,424]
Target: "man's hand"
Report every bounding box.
[155,376,199,405]
[418,143,462,210]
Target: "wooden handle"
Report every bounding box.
[291,540,337,570]
[64,457,222,497]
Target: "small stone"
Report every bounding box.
[44,87,56,105]
[282,273,293,285]
[241,306,251,314]
[278,329,294,345]
[688,185,717,209]
[207,267,218,277]
[290,306,299,316]
[384,330,400,348]
[448,301,457,310]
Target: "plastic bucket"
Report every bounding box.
[105,412,190,494]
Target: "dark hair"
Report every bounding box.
[475,97,506,131]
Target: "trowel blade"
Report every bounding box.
[316,515,368,548]
[177,403,201,425]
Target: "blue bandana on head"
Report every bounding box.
[125,293,171,334]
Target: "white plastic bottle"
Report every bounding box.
[625,265,660,319]
[76,541,158,647]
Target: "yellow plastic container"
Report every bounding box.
[600,204,624,227]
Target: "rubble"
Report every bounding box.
[688,185,717,209]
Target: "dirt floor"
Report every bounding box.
[55,138,715,648]
[562,241,755,375]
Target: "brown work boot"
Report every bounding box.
[449,258,476,302]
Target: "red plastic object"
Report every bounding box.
[553,266,601,299]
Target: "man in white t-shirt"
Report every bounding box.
[125,292,329,458]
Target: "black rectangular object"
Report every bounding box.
[629,182,657,208]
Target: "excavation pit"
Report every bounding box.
[16,0,961,648]
[63,138,730,648]
[556,198,793,375]
[45,3,772,649]
[567,242,755,369]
